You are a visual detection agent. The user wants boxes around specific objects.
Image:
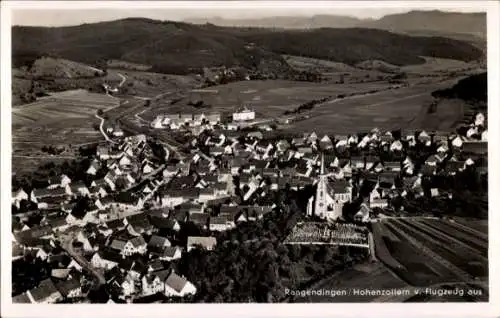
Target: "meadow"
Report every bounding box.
[12,89,119,126]
[373,218,488,288]
[286,77,465,134]
[141,79,397,120]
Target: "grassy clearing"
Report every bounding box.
[286,77,464,134]
[142,80,396,119]
[283,55,358,72]
[401,56,478,75]
[112,69,200,98]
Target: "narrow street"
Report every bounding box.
[62,239,106,287]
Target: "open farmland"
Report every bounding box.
[12,89,119,126]
[287,77,466,134]
[11,89,113,173]
[141,79,397,120]
[401,56,480,75]
[12,117,104,174]
[372,218,488,290]
[295,262,409,303]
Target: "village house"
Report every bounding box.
[189,213,209,230]
[160,188,200,207]
[110,236,147,256]
[91,249,123,270]
[55,278,82,299]
[31,187,69,205]
[12,293,32,303]
[187,236,217,252]
[450,135,464,148]
[47,174,72,190]
[69,181,90,197]
[209,215,236,232]
[354,204,370,223]
[164,271,197,297]
[141,269,169,296]
[156,246,183,262]
[26,279,62,304]
[12,188,29,208]
[232,107,255,122]
[148,235,171,250]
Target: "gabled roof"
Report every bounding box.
[162,246,181,258]
[129,236,146,247]
[165,272,189,293]
[148,235,170,248]
[169,210,188,222]
[462,141,487,155]
[29,279,61,302]
[12,292,31,303]
[54,278,81,297]
[106,219,126,230]
[187,236,217,249]
[33,187,67,198]
[189,213,209,226]
[210,215,232,225]
[110,239,127,251]
[152,269,171,282]
[97,248,123,263]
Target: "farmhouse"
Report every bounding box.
[27,279,62,304]
[187,236,217,252]
[232,107,255,122]
[164,271,197,297]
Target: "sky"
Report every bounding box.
[10,3,485,27]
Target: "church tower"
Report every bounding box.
[307,154,343,221]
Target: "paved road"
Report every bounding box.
[63,239,106,287]
[117,73,127,87]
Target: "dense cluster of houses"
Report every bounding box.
[11,106,487,303]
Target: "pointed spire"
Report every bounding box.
[320,153,325,175]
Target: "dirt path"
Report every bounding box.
[94,114,116,143]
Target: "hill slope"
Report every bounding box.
[230,27,483,66]
[365,10,486,38]
[24,57,104,78]
[13,18,483,75]
[432,72,487,102]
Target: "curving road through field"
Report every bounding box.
[95,113,116,144]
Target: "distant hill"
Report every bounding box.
[186,14,372,29]
[365,10,486,38]
[12,17,483,76]
[186,10,486,45]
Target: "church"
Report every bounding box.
[307,154,352,221]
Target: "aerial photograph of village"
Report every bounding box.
[8,3,489,305]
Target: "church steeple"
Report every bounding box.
[320,153,325,175]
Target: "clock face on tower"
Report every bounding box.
[319,203,324,207]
